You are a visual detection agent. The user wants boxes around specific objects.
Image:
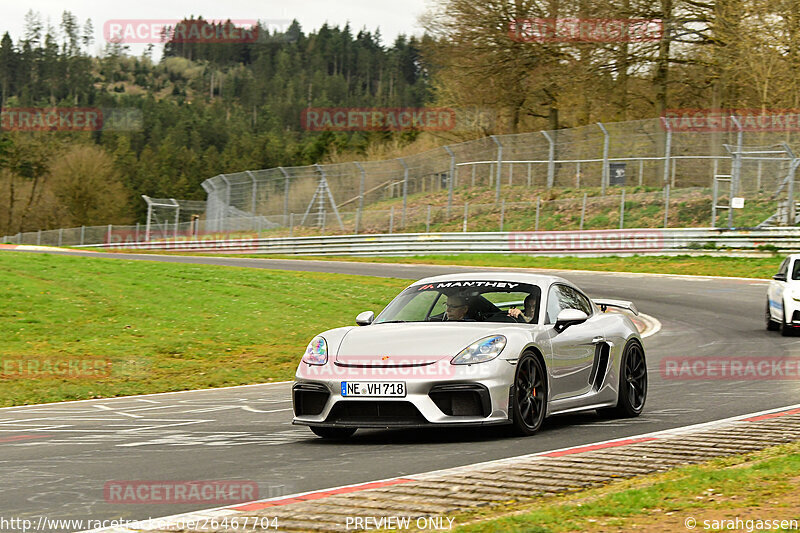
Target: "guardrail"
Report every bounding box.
[81,227,800,256]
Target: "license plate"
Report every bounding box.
[341,381,406,397]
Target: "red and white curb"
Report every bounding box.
[82,401,800,532]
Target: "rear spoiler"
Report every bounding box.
[593,298,639,316]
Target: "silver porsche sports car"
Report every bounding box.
[292,272,647,439]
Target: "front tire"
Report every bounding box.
[598,340,647,418]
[511,353,547,436]
[766,300,779,331]
[309,426,356,439]
[781,307,793,336]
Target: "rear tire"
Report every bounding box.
[309,426,356,439]
[597,340,647,418]
[766,300,780,331]
[510,353,547,436]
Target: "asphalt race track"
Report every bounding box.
[2,249,799,529]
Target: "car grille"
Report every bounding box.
[325,401,426,425]
[293,383,330,416]
[429,383,491,417]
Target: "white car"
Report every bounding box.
[766,254,800,335]
[292,272,647,439]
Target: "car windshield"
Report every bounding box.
[375,280,542,324]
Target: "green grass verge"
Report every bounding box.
[225,253,782,279]
[447,441,800,532]
[0,252,408,406]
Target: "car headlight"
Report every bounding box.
[451,335,506,365]
[302,336,328,365]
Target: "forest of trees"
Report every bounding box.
[424,0,800,132]
[0,14,430,233]
[1,1,799,235]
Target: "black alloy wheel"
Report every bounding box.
[598,340,647,418]
[511,353,547,436]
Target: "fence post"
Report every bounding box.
[279,167,290,223]
[729,115,743,228]
[781,142,800,227]
[527,162,532,187]
[664,184,670,228]
[580,193,587,230]
[463,202,469,232]
[490,136,503,203]
[443,146,455,217]
[426,205,432,233]
[597,122,609,195]
[58,228,63,246]
[535,197,540,231]
[37,230,41,245]
[389,206,394,234]
[639,159,644,187]
[620,189,626,229]
[541,130,555,189]
[576,162,581,187]
[81,225,86,246]
[499,199,505,231]
[107,224,112,245]
[246,170,258,214]
[289,213,294,237]
[353,162,366,234]
[221,174,231,228]
[173,199,180,241]
[662,121,672,195]
[398,158,409,228]
[144,195,152,241]
[788,158,799,226]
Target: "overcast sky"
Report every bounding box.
[4,0,431,58]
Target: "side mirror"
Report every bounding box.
[356,311,374,326]
[555,309,588,333]
[774,274,787,281]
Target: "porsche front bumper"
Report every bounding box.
[292,359,516,428]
